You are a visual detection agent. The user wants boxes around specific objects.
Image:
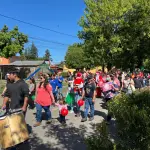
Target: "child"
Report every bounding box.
[65,81,75,113]
[55,99,68,124]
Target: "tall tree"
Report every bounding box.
[30,42,38,59]
[65,44,88,69]
[44,49,52,61]
[0,25,28,58]
[79,0,150,70]
[24,47,31,60]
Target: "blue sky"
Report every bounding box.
[0,0,85,63]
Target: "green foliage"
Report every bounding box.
[65,43,88,69]
[79,0,150,70]
[108,89,150,150]
[24,47,31,60]
[44,49,52,61]
[24,42,39,60]
[30,42,38,59]
[85,121,114,150]
[143,59,150,70]
[0,25,28,58]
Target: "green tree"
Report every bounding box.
[0,25,28,58]
[24,47,31,60]
[65,43,88,69]
[79,0,150,70]
[30,42,38,59]
[44,49,52,61]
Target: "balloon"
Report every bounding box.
[78,99,84,106]
[61,108,68,116]
[31,95,35,101]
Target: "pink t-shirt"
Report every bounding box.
[102,82,113,92]
[35,84,53,106]
[55,103,68,112]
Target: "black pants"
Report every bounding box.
[28,95,35,109]
[59,114,66,123]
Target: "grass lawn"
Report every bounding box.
[0,80,6,94]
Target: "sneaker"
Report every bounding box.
[89,117,94,121]
[81,118,87,122]
[33,122,41,127]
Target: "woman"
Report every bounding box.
[28,77,36,109]
[34,74,55,127]
[122,74,135,94]
[102,75,114,102]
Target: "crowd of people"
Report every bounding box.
[1,68,150,128]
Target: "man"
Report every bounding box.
[49,74,58,102]
[81,75,96,122]
[133,75,143,90]
[2,69,29,114]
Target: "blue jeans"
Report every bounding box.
[58,87,63,96]
[84,97,94,118]
[75,92,81,113]
[36,103,51,122]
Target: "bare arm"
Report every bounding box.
[2,97,9,109]
[130,79,135,85]
[22,83,29,112]
[50,91,55,103]
[2,88,10,109]
[92,90,96,103]
[2,87,7,95]
[22,97,28,112]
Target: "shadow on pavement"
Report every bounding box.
[16,123,87,150]
[42,123,87,150]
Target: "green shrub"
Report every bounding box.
[108,89,150,150]
[85,121,114,150]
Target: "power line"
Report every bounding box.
[0,13,78,38]
[28,36,70,46]
[26,42,64,50]
[26,40,81,51]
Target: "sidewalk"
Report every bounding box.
[26,98,107,150]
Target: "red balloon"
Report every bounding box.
[78,99,84,106]
[61,108,68,116]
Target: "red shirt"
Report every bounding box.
[35,84,53,106]
[74,77,84,92]
[98,76,104,88]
